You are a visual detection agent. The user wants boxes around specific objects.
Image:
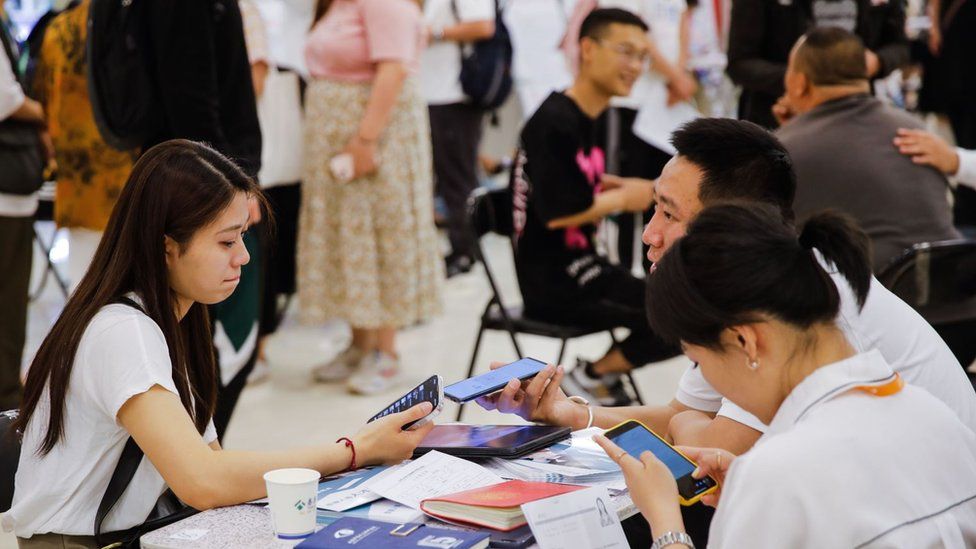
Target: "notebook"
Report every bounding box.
[420,480,586,531]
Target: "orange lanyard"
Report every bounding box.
[853,373,904,397]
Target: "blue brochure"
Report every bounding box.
[297,517,490,549]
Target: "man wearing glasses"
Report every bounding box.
[512,8,677,407]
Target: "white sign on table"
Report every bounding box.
[521,487,630,549]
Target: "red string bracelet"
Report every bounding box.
[336,437,356,471]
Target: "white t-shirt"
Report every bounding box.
[675,250,976,433]
[420,0,495,105]
[709,351,976,548]
[504,0,574,117]
[3,298,217,537]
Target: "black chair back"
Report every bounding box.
[466,186,516,306]
[877,239,976,325]
[0,409,20,512]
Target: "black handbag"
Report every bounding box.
[0,22,44,195]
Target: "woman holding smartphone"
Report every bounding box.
[594,203,976,548]
[4,141,434,546]
[300,0,443,394]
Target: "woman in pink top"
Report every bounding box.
[300,0,443,394]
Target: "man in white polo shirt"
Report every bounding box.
[477,117,976,455]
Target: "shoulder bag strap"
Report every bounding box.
[94,437,144,547]
[94,296,147,547]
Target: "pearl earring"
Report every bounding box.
[748,359,760,370]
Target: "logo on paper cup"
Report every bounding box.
[334,529,355,539]
[294,496,315,514]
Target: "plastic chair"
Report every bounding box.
[456,186,644,420]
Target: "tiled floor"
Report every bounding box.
[1,225,690,547]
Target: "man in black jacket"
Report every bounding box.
[726,0,909,129]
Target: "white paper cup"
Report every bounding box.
[263,468,320,539]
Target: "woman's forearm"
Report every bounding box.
[357,61,409,142]
[188,443,354,509]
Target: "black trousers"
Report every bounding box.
[429,102,484,258]
[596,107,673,272]
[621,502,715,548]
[525,265,678,369]
[0,215,32,410]
[259,183,301,336]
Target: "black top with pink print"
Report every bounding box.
[513,92,614,309]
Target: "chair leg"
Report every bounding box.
[626,372,645,405]
[457,324,487,422]
[507,329,523,358]
[555,339,568,366]
[31,226,69,301]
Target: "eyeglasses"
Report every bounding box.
[599,41,650,65]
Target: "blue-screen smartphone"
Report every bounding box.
[444,357,547,403]
[367,374,443,430]
[604,420,718,505]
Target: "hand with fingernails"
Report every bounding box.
[475,362,590,429]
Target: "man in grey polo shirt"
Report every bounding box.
[774,27,959,271]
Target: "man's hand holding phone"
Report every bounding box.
[474,362,588,429]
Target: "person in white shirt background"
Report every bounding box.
[0,1,49,411]
[594,202,976,548]
[503,0,576,119]
[421,0,496,277]
[895,127,976,203]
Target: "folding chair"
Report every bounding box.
[456,186,644,421]
[31,182,69,301]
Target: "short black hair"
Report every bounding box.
[645,202,872,350]
[794,27,868,86]
[579,8,648,43]
[671,118,797,223]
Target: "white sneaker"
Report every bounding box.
[313,346,365,383]
[346,351,402,395]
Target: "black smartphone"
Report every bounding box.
[367,375,443,430]
[443,357,547,403]
[604,420,718,505]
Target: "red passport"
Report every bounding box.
[420,480,585,531]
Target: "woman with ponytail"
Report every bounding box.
[594,202,976,548]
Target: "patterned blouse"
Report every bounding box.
[33,0,139,231]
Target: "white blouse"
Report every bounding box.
[708,350,976,548]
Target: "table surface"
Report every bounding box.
[140,493,637,549]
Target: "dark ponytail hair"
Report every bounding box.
[645,202,872,349]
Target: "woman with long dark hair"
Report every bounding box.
[4,140,433,546]
[595,203,976,548]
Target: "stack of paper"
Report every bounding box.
[478,429,627,493]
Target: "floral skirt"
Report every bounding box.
[297,78,443,329]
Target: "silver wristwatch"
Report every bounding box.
[650,531,695,549]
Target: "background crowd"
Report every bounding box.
[0,0,973,458]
